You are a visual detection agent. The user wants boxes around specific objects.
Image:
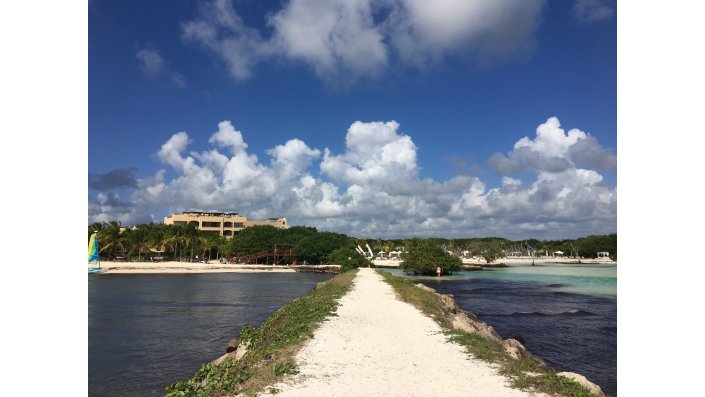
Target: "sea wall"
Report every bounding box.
[413,282,606,396]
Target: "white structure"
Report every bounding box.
[388,250,402,258]
[597,252,610,259]
[554,251,564,257]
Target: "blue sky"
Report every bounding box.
[88,0,617,239]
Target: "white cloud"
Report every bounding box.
[181,0,546,85]
[181,0,271,81]
[89,118,616,239]
[269,0,388,83]
[571,0,614,24]
[135,47,186,87]
[321,120,417,185]
[208,120,248,154]
[384,0,545,69]
[488,116,616,175]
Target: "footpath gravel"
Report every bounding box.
[273,267,544,397]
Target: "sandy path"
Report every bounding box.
[273,268,543,397]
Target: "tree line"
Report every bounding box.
[88,221,372,271]
[88,221,616,274]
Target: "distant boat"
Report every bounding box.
[88,232,102,273]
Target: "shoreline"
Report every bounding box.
[372,257,616,268]
[91,257,615,274]
[91,261,299,274]
[481,257,615,265]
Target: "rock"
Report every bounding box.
[234,340,249,360]
[557,372,605,396]
[450,311,503,343]
[414,283,437,294]
[502,338,526,359]
[315,280,330,289]
[211,351,237,366]
[210,340,249,365]
[511,335,526,346]
[439,294,457,314]
[226,338,239,353]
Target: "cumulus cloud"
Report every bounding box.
[181,0,271,81]
[89,117,616,239]
[571,0,614,24]
[488,117,616,175]
[384,0,544,69]
[136,48,186,87]
[89,167,138,191]
[181,0,545,85]
[321,121,418,185]
[269,0,388,83]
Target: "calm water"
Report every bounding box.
[384,264,617,396]
[88,272,333,397]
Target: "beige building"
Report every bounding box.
[163,211,287,238]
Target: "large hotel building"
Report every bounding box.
[163,211,287,238]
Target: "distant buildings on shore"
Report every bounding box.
[163,211,287,238]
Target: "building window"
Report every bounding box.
[202,222,221,228]
[223,222,233,228]
[223,230,232,236]
[233,222,244,228]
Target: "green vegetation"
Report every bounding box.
[378,270,598,396]
[447,332,594,396]
[87,222,368,266]
[165,269,358,397]
[399,238,462,276]
[89,220,616,264]
[441,234,617,261]
[481,241,503,263]
[329,246,373,272]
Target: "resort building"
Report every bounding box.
[163,211,287,238]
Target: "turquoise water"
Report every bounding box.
[385,264,617,297]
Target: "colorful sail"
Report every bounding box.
[88,232,100,264]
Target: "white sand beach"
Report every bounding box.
[373,257,615,267]
[464,258,615,265]
[90,261,296,274]
[273,268,545,397]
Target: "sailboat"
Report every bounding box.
[88,232,102,273]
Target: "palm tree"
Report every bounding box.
[125,227,149,262]
[164,224,188,261]
[200,234,224,262]
[183,224,207,262]
[145,223,168,259]
[88,222,105,241]
[98,221,126,260]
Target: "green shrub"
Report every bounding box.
[330,246,372,272]
[399,238,462,275]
